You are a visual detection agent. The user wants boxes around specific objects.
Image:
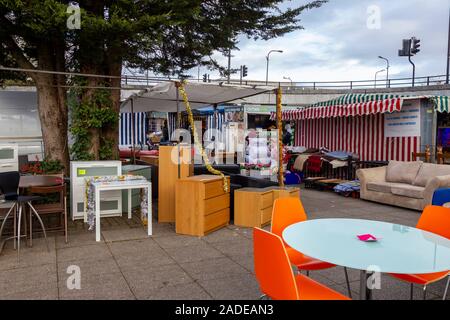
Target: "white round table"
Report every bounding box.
[283,219,450,300]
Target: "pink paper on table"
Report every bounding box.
[357,234,380,242]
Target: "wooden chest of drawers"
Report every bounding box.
[175,175,230,237]
[234,188,274,228]
[265,186,301,200]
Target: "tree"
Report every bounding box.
[1,0,327,165]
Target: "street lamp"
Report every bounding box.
[378,56,390,88]
[266,50,283,85]
[283,76,293,87]
[375,69,386,88]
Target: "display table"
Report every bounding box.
[86,176,152,242]
[175,175,230,237]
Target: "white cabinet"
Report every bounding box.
[0,144,19,173]
[70,161,122,221]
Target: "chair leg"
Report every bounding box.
[423,286,427,300]
[64,197,68,244]
[29,209,33,247]
[17,204,22,262]
[0,203,17,254]
[443,276,450,301]
[13,205,17,250]
[410,283,414,300]
[0,203,16,240]
[259,294,267,300]
[306,271,310,277]
[344,267,352,299]
[27,202,49,252]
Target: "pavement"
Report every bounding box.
[0,188,448,300]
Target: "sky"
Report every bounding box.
[191,0,450,83]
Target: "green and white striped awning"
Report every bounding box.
[427,95,450,113]
[311,93,450,113]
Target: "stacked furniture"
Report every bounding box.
[357,161,450,211]
[234,186,300,228]
[175,175,230,236]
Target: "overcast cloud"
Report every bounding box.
[194,0,450,83]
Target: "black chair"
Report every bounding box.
[0,172,49,261]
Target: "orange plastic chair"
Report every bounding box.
[390,205,450,300]
[271,197,352,297]
[253,228,350,300]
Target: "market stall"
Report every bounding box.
[273,94,450,163]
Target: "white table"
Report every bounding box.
[92,180,152,242]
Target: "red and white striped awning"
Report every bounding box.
[272,98,403,121]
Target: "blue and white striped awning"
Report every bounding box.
[119,113,147,146]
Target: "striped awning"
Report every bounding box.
[271,94,450,121]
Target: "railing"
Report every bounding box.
[222,75,449,91]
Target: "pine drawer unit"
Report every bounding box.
[70,161,122,221]
[234,188,275,228]
[175,175,230,237]
[264,186,301,200]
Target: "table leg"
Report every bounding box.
[359,270,374,300]
[128,189,132,219]
[95,188,101,242]
[147,185,152,237]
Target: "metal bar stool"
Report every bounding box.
[0,172,49,261]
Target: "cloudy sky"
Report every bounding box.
[193,0,450,83]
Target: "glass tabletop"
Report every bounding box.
[282,219,450,275]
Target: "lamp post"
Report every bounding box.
[283,76,293,87]
[447,8,450,84]
[378,56,390,88]
[375,69,386,89]
[266,50,283,85]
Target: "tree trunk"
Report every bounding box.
[103,48,123,160]
[36,79,69,171]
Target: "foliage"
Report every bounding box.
[20,157,64,175]
[69,86,119,161]
[1,0,328,162]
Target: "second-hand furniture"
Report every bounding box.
[122,165,152,213]
[29,174,68,244]
[389,206,450,300]
[70,161,122,221]
[158,145,193,223]
[0,144,18,173]
[175,175,230,237]
[271,198,352,298]
[283,218,450,300]
[234,187,300,228]
[0,172,49,261]
[89,178,152,242]
[357,161,450,211]
[253,228,351,300]
[432,188,450,207]
[234,188,274,228]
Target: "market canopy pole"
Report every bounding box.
[276,86,285,188]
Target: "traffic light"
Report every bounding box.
[242,65,248,78]
[411,37,421,55]
[203,73,208,82]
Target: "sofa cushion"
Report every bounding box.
[367,182,408,194]
[386,161,423,185]
[413,163,450,187]
[391,185,425,199]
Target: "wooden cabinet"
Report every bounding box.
[176,175,230,237]
[265,186,301,200]
[234,187,300,228]
[141,155,159,167]
[158,145,193,223]
[234,188,274,228]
